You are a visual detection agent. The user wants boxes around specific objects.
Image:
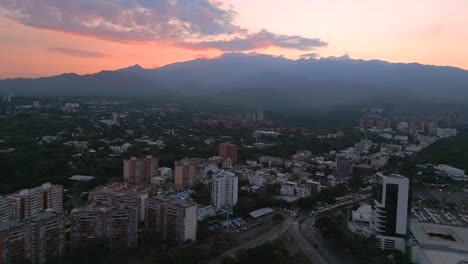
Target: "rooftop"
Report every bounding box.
[249,207,274,218]
[90,182,154,194]
[69,175,95,181]
[9,182,61,197]
[410,223,468,254]
[151,195,196,208]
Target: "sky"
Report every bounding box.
[0,0,467,79]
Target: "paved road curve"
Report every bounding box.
[212,219,289,263]
[287,218,329,264]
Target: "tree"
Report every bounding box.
[272,213,285,223]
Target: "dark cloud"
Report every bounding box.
[182,29,327,51]
[47,47,108,58]
[0,0,328,51]
[300,53,320,59]
[0,0,240,41]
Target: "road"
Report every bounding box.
[300,217,342,264]
[287,217,329,264]
[213,207,355,264]
[212,219,289,263]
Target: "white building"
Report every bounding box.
[159,167,173,178]
[436,128,457,138]
[198,205,216,221]
[354,139,373,152]
[371,153,390,168]
[371,174,409,252]
[348,204,373,237]
[435,164,466,181]
[212,171,238,211]
[252,130,280,138]
[249,174,266,186]
[280,182,311,198]
[64,103,79,108]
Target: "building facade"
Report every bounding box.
[336,156,353,178]
[280,182,311,198]
[371,173,410,252]
[219,143,238,163]
[89,182,155,222]
[123,156,159,185]
[0,221,33,264]
[145,196,197,244]
[7,183,63,220]
[0,211,65,264]
[71,206,138,248]
[174,158,200,190]
[211,171,238,211]
[0,197,17,223]
[28,212,65,264]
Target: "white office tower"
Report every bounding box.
[212,171,238,211]
[371,173,409,252]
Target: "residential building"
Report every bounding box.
[336,156,353,178]
[145,196,197,244]
[248,174,266,186]
[159,167,173,178]
[174,158,200,190]
[436,128,457,138]
[371,153,390,168]
[71,206,138,248]
[27,211,65,264]
[8,183,63,220]
[259,156,283,166]
[0,197,17,222]
[89,182,155,222]
[0,221,33,264]
[123,156,159,185]
[197,205,216,221]
[212,171,238,211]
[219,143,238,163]
[371,174,410,252]
[280,182,311,198]
[301,179,322,193]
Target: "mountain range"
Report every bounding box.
[1,53,468,109]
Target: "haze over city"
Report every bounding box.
[0,0,467,78]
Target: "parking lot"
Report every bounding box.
[412,206,468,226]
[208,217,263,233]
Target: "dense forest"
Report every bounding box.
[415,129,468,171]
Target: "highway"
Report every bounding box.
[212,219,289,263]
[287,217,329,264]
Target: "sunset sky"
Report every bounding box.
[0,0,467,79]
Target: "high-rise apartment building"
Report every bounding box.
[145,196,197,244]
[7,183,63,220]
[28,211,65,264]
[123,155,159,185]
[0,197,17,222]
[0,221,33,264]
[219,143,238,163]
[336,156,353,178]
[371,173,410,252]
[211,171,238,211]
[89,182,156,222]
[71,206,138,248]
[174,158,200,190]
[0,211,64,264]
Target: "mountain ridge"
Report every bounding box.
[1,53,467,109]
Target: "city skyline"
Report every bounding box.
[0,0,467,78]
